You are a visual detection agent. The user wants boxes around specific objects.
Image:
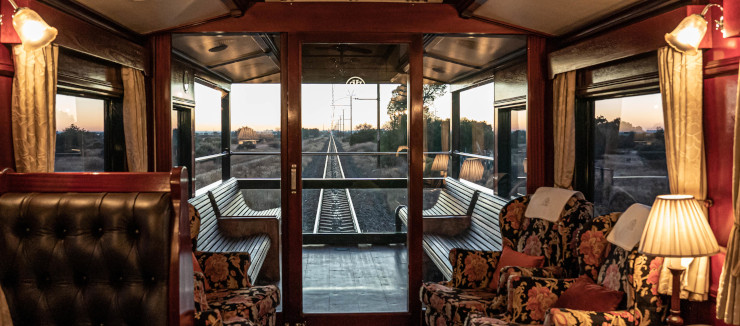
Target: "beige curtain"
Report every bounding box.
[11,44,58,173]
[716,64,740,325]
[121,67,148,172]
[656,46,710,301]
[553,70,576,189]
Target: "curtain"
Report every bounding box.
[656,46,710,301]
[716,64,740,325]
[11,44,58,173]
[121,67,148,172]
[553,70,576,189]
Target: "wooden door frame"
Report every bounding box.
[281,32,424,326]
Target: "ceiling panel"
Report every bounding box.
[472,0,644,36]
[74,0,230,34]
[173,35,269,67]
[426,36,525,67]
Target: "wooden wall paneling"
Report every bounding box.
[0,0,25,44]
[57,48,124,98]
[152,34,173,173]
[28,1,146,71]
[549,6,702,78]
[0,44,13,170]
[172,58,195,107]
[408,33,424,326]
[723,0,740,38]
[173,2,527,34]
[526,36,551,194]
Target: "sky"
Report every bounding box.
[595,93,664,131]
[56,94,104,132]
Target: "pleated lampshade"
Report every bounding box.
[431,154,449,172]
[460,159,484,182]
[638,194,719,258]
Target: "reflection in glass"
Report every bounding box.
[593,93,668,215]
[194,82,223,158]
[54,94,105,172]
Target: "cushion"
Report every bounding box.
[606,203,650,250]
[524,187,578,222]
[491,246,544,289]
[553,275,623,312]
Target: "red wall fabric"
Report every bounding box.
[0,44,13,170]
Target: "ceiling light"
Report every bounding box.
[209,44,228,52]
[665,4,724,55]
[0,0,58,51]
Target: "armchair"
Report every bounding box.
[421,193,593,326]
[464,214,665,326]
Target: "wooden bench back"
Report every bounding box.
[208,178,245,217]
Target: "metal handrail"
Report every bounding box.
[194,152,227,162]
[453,151,494,161]
[229,151,451,156]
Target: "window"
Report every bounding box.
[457,83,494,188]
[194,82,224,190]
[54,94,105,172]
[496,107,527,198]
[592,93,668,215]
[230,83,281,179]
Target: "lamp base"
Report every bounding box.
[666,266,685,326]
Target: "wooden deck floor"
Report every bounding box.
[302,244,408,313]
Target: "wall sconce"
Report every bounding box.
[665,3,724,55]
[0,0,57,51]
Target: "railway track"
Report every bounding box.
[313,134,361,233]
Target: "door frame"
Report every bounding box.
[280,32,425,325]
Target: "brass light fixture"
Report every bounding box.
[665,3,724,55]
[0,0,57,51]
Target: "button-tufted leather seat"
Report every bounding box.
[0,192,173,325]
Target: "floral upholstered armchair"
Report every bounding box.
[190,204,281,326]
[463,213,665,326]
[420,193,593,326]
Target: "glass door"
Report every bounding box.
[282,34,424,325]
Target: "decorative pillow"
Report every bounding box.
[491,246,544,289]
[553,275,623,312]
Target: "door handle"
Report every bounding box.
[291,164,297,194]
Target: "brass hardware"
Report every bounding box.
[291,164,297,194]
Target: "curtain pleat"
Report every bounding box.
[11,44,57,173]
[657,46,710,301]
[553,71,576,189]
[121,67,148,172]
[716,62,740,325]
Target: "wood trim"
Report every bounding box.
[549,6,696,78]
[557,0,687,47]
[456,0,487,18]
[29,1,147,72]
[704,56,740,79]
[152,34,173,172]
[37,0,144,45]
[168,167,195,326]
[526,36,551,194]
[171,3,528,34]
[281,32,301,323]
[0,170,173,193]
[0,44,14,171]
[577,72,660,99]
[494,95,527,109]
[408,33,424,326]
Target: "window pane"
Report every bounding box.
[195,156,222,190]
[194,82,223,158]
[459,84,494,187]
[593,93,668,215]
[230,83,281,179]
[505,109,527,198]
[55,94,105,172]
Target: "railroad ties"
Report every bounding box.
[313,134,361,234]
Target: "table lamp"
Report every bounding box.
[638,194,719,326]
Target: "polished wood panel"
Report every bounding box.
[408,34,424,326]
[0,169,173,192]
[172,3,526,34]
[549,6,698,78]
[32,1,145,71]
[152,34,173,172]
[526,36,550,194]
[172,58,196,106]
[57,48,124,98]
[724,0,740,38]
[0,44,12,171]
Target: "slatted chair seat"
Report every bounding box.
[189,179,273,284]
[210,178,282,218]
[396,177,508,279]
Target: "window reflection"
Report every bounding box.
[593,93,668,215]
